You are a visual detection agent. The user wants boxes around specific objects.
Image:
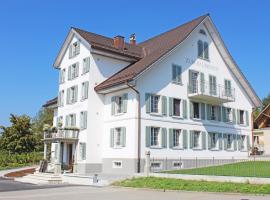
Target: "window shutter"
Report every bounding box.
[162,96,167,116]
[198,40,203,58]
[69,45,72,58]
[76,42,80,55]
[177,66,182,83]
[222,107,226,122]
[110,128,114,148]
[111,96,116,115]
[201,131,206,150]
[73,114,76,126]
[65,116,69,127]
[247,135,250,150]
[121,127,126,147]
[218,133,223,150]
[233,134,237,151]
[208,132,211,150]
[200,72,205,94]
[66,88,70,104]
[204,42,209,60]
[85,82,89,99]
[189,101,194,119]
[68,65,71,80]
[189,131,194,149]
[122,93,128,113]
[80,143,86,160]
[84,112,87,129]
[161,128,167,148]
[245,111,249,126]
[75,63,79,77]
[237,109,240,124]
[182,130,188,149]
[237,135,241,151]
[145,93,151,113]
[169,129,173,148]
[145,126,151,147]
[172,65,177,82]
[201,103,205,120]
[206,104,211,120]
[182,99,187,119]
[169,97,173,116]
[84,57,90,73]
[80,112,83,129]
[217,106,221,121]
[223,134,228,150]
[232,109,236,124]
[74,86,78,102]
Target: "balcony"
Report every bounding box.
[188,81,235,104]
[43,129,79,142]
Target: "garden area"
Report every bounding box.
[164,161,270,178]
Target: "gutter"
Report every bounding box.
[126,82,141,173]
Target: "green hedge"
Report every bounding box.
[0,151,43,170]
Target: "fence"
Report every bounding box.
[149,156,270,178]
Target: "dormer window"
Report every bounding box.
[197,40,209,60]
[199,29,206,35]
[69,41,80,58]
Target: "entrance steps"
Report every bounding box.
[15,172,62,185]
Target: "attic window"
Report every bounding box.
[199,29,206,35]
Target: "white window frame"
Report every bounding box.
[70,41,80,58]
[58,90,64,107]
[193,131,201,149]
[59,69,65,84]
[226,107,233,123]
[79,142,86,160]
[66,114,76,127]
[70,63,78,80]
[80,111,87,130]
[209,132,218,150]
[81,82,89,101]
[69,86,77,104]
[227,134,234,150]
[240,135,246,151]
[173,129,182,148]
[82,57,90,74]
[150,127,161,148]
[114,128,122,148]
[115,96,123,114]
[150,95,161,114]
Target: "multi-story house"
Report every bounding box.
[43,14,261,175]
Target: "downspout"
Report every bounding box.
[126,81,141,173]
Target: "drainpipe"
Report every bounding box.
[126,81,141,173]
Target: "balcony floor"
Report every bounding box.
[188,93,234,104]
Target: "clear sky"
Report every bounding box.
[0,0,269,126]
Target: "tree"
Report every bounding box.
[262,94,270,109]
[32,107,54,137]
[0,114,39,153]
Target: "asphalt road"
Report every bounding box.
[0,177,73,192]
[0,183,269,200]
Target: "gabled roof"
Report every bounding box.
[94,14,208,91]
[255,103,270,128]
[43,97,58,108]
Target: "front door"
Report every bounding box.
[67,144,73,169]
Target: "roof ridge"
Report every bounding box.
[138,13,209,46]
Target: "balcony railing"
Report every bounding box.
[188,81,235,103]
[44,129,79,141]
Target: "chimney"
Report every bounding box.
[114,35,125,49]
[130,33,136,45]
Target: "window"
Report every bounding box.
[209,132,218,149]
[209,75,217,95]
[151,95,160,113]
[57,116,63,127]
[192,102,200,119]
[240,135,246,150]
[110,127,126,148]
[69,41,80,58]
[67,86,78,104]
[225,108,233,123]
[224,80,232,97]
[150,162,161,169]
[210,105,218,121]
[172,64,182,84]
[198,40,209,60]
[189,71,199,93]
[112,94,128,115]
[115,96,123,114]
[79,143,86,160]
[173,99,181,116]
[65,114,76,127]
[59,69,65,84]
[199,29,206,35]
[80,111,87,130]
[68,63,79,80]
[227,134,233,149]
[193,131,200,148]
[173,161,183,168]
[239,110,245,125]
[82,57,90,74]
[150,127,160,147]
[58,90,64,107]
[81,82,89,100]
[254,136,260,145]
[173,129,181,147]
[112,161,122,168]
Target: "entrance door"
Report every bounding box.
[67,144,73,169]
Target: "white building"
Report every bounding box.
[43,14,261,174]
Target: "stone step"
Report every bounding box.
[15,173,62,184]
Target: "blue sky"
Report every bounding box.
[0,0,269,126]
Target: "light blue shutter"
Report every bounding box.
[68,66,71,80]
[247,135,250,150]
[85,82,89,99]
[162,96,167,116]
[237,135,241,151]
[145,126,151,147]
[169,97,173,116]
[74,86,78,102]
[84,57,90,73]
[200,72,205,94]
[233,134,237,151]
[217,106,221,121]
[206,104,211,120]
[80,112,83,129]
[66,88,70,104]
[145,93,151,113]
[182,130,188,149]
[201,131,206,149]
[223,134,228,150]
[208,132,211,149]
[218,133,223,150]
[222,107,227,122]
[204,42,209,59]
[198,40,203,58]
[110,128,114,148]
[111,96,116,115]
[237,110,240,124]
[246,111,249,126]
[161,128,167,148]
[232,109,236,124]
[172,65,177,82]
[123,93,128,113]
[73,114,76,126]
[177,66,182,83]
[189,131,194,149]
[201,103,205,120]
[182,99,187,119]
[121,127,126,147]
[65,116,69,127]
[69,45,72,58]
[189,101,194,119]
[169,129,174,148]
[76,42,80,55]
[75,63,79,77]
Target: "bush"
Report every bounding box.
[0,151,42,170]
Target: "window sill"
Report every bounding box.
[209,148,220,151]
[209,120,220,123]
[150,113,163,117]
[198,57,210,62]
[172,147,184,150]
[112,146,124,149]
[114,112,125,116]
[192,147,203,151]
[172,115,183,119]
[81,71,89,76]
[171,81,183,86]
[80,98,88,102]
[192,117,201,121]
[225,149,235,152]
[149,146,163,149]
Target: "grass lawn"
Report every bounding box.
[164,161,270,178]
[114,177,270,194]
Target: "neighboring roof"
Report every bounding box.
[255,103,270,128]
[73,28,143,60]
[94,14,208,91]
[43,97,58,108]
